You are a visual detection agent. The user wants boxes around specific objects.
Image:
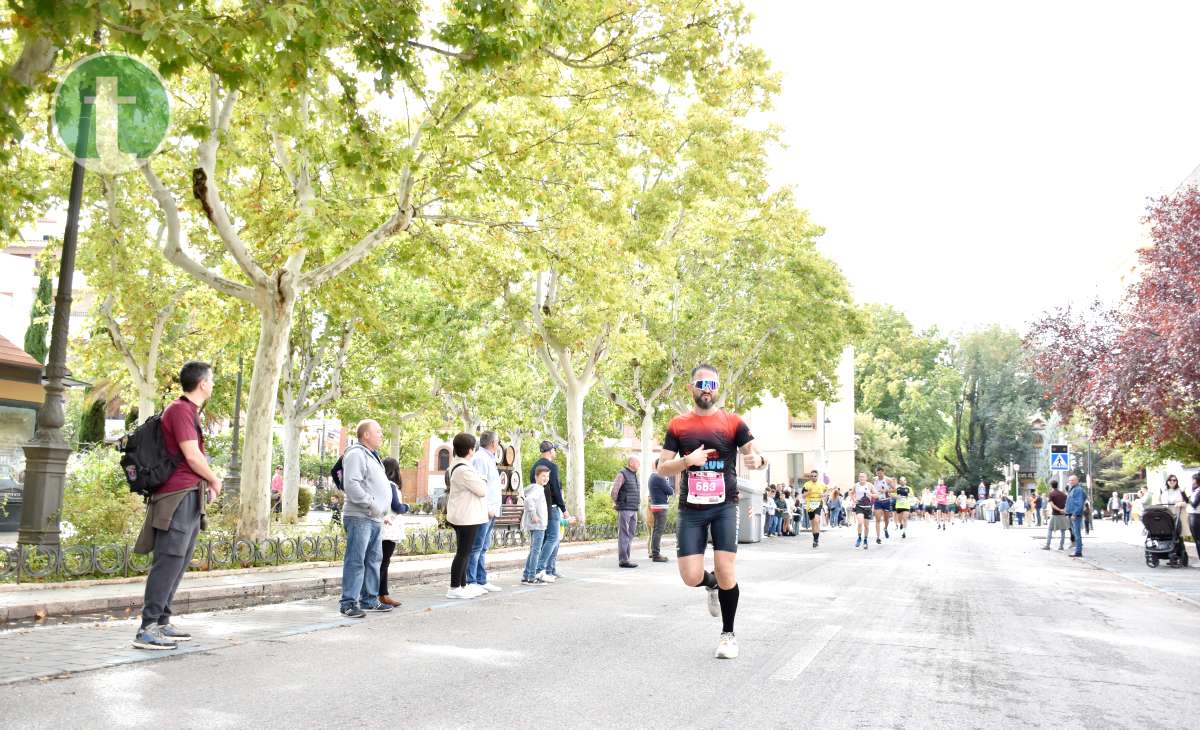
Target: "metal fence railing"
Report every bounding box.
[0,522,624,584]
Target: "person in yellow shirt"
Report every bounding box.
[893,476,913,539]
[801,470,827,549]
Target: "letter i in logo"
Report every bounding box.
[85,76,137,174]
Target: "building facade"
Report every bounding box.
[740,346,856,491]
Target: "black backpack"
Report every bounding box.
[330,455,345,491]
[119,410,199,499]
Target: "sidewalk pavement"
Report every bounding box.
[1007,517,1200,607]
[0,536,646,624]
[0,535,670,687]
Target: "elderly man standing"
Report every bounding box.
[338,420,395,618]
[467,431,503,593]
[611,456,641,568]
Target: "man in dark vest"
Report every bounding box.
[610,456,641,568]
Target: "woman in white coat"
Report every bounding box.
[379,458,407,607]
[445,433,488,599]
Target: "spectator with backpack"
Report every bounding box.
[337,420,395,618]
[131,361,222,651]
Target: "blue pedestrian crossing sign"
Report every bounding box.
[1049,444,1069,472]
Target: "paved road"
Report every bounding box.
[1,518,1198,729]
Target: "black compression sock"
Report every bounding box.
[700,570,718,590]
[718,584,739,634]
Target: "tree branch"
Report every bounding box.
[141,162,255,302]
[99,296,146,386]
[195,76,267,286]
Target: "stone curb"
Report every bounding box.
[0,538,646,624]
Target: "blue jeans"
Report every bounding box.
[467,516,495,585]
[537,506,561,575]
[340,516,382,610]
[523,529,546,580]
[1069,515,1083,556]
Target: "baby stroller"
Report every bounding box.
[1141,505,1188,568]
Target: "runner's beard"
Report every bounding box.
[693,392,714,409]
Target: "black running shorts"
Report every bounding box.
[677,502,738,557]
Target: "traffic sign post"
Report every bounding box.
[1049,444,1069,472]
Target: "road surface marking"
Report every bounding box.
[769,624,841,682]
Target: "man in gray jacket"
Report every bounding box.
[611,456,641,568]
[339,420,395,618]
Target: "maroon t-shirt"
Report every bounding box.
[1047,490,1067,514]
[159,396,205,495]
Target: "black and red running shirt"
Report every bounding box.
[661,410,753,510]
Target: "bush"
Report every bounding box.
[77,398,107,449]
[584,441,627,493]
[585,489,617,526]
[297,487,312,518]
[61,447,144,544]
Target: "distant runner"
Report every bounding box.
[873,468,892,544]
[893,476,913,539]
[801,469,826,549]
[852,472,876,550]
[935,478,949,531]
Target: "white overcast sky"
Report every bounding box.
[747,0,1200,335]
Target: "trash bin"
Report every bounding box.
[736,477,765,543]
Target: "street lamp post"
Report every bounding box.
[18,88,93,548]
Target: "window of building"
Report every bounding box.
[0,404,37,485]
[789,412,815,430]
[436,447,450,471]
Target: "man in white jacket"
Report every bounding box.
[338,420,395,618]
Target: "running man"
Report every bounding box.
[934,478,949,530]
[873,468,892,544]
[893,476,913,539]
[801,469,826,548]
[657,364,766,660]
[852,472,876,550]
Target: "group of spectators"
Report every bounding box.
[337,427,574,613]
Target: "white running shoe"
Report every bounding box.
[537,572,557,584]
[706,586,720,618]
[445,587,468,599]
[483,582,503,593]
[464,584,488,598]
[715,632,739,659]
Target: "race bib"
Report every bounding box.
[686,470,725,505]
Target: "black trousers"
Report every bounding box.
[450,524,480,588]
[1191,514,1200,562]
[379,540,396,596]
[140,491,201,629]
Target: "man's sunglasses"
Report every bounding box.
[693,379,719,391]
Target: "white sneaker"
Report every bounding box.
[715,632,739,659]
[537,572,557,583]
[445,587,468,599]
[464,584,488,598]
[482,582,503,593]
[706,586,720,618]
